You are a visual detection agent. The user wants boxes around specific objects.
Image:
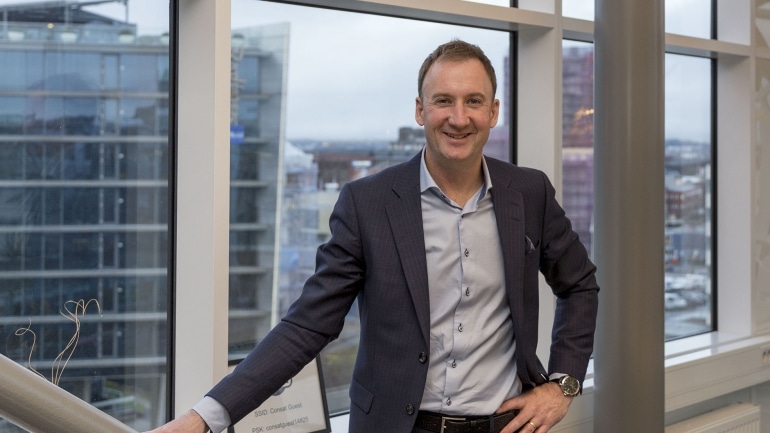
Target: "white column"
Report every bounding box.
[517,25,562,366]
[593,0,666,430]
[175,0,231,416]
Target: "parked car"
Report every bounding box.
[665,291,688,310]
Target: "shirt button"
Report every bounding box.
[406,404,415,415]
[418,352,427,363]
[446,397,452,406]
[465,287,470,296]
[464,248,469,257]
[458,323,463,332]
[451,360,457,368]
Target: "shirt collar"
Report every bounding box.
[419,147,493,200]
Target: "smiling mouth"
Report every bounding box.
[445,132,471,139]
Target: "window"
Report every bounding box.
[561,40,595,257]
[563,0,594,20]
[229,0,511,414]
[0,1,170,430]
[561,43,715,340]
[664,53,713,339]
[666,0,712,39]
[564,0,714,38]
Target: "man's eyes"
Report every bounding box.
[433,98,485,106]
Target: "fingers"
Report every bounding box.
[498,383,572,433]
[515,419,544,433]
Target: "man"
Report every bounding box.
[149,40,598,433]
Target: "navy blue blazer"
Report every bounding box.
[208,153,599,433]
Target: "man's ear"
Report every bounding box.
[489,98,500,128]
[415,96,425,126]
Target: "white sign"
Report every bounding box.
[229,358,330,433]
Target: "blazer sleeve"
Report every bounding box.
[537,172,599,383]
[206,183,365,425]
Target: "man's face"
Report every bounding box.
[415,58,499,169]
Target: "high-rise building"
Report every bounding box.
[561,45,595,255]
[0,3,170,430]
[0,2,288,430]
[227,23,287,359]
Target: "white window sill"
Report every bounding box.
[663,331,770,411]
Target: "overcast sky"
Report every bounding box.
[1,0,712,143]
[229,1,511,141]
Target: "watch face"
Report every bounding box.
[560,376,580,396]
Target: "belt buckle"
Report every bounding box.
[440,416,466,433]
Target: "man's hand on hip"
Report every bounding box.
[495,382,573,433]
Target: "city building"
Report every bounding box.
[0,2,288,429]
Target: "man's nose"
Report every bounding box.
[448,103,470,127]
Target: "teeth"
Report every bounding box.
[447,133,469,139]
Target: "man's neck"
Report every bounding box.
[427,158,484,208]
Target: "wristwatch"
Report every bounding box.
[551,375,581,397]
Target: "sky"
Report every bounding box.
[1,0,713,142]
[227,1,511,141]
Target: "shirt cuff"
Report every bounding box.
[549,373,567,381]
[193,396,232,433]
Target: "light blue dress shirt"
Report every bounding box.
[417,150,521,415]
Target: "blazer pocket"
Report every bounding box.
[524,235,539,255]
[349,378,374,414]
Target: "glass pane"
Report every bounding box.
[565,0,713,33]
[0,0,170,431]
[666,0,712,39]
[664,53,713,339]
[561,41,595,256]
[230,0,511,415]
[562,43,714,341]
[563,0,593,20]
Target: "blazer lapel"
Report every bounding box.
[489,166,526,327]
[385,155,431,346]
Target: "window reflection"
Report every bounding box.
[0,1,170,430]
[230,0,510,414]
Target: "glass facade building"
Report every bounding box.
[0,2,294,430]
[227,23,286,360]
[0,2,170,431]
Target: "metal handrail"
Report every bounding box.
[0,354,138,433]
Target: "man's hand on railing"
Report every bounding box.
[145,409,209,433]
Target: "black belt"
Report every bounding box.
[414,410,518,433]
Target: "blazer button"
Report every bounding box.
[406,404,415,415]
[418,352,427,363]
